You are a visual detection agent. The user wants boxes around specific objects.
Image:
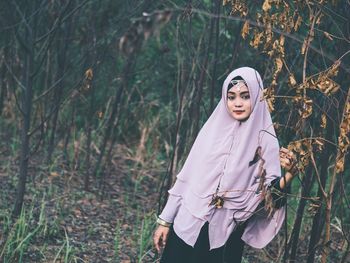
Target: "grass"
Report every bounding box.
[0,197,46,262]
[137,212,157,263]
[0,186,81,263]
[114,219,121,262]
[53,228,77,263]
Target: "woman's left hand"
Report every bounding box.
[279,147,297,175]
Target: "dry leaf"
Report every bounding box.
[321,114,327,129]
[279,35,285,46]
[50,171,59,177]
[262,0,272,12]
[316,78,340,95]
[335,155,345,173]
[85,68,93,80]
[301,38,307,55]
[275,58,283,73]
[267,98,275,112]
[323,31,333,41]
[314,138,325,151]
[241,21,250,39]
[250,32,263,48]
[300,99,313,119]
[294,15,302,31]
[289,74,297,86]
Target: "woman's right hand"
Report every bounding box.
[153,225,170,253]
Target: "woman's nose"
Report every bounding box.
[234,98,243,107]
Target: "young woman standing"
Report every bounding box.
[154,67,297,263]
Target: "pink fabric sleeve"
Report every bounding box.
[158,179,187,223]
[158,194,181,223]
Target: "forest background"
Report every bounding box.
[0,0,349,262]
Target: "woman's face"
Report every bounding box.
[227,82,252,121]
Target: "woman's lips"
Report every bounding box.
[234,111,244,115]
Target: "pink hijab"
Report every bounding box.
[170,67,285,248]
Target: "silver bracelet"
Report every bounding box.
[157,217,172,227]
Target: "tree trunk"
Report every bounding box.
[47,7,73,164]
[321,85,350,263]
[13,12,36,217]
[192,0,218,136]
[307,117,335,263]
[0,48,8,116]
[84,72,95,191]
[209,0,221,112]
[287,166,314,261]
[94,54,135,181]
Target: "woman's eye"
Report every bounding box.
[228,95,235,101]
[242,94,250,100]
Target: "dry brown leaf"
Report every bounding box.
[241,21,250,39]
[289,74,297,86]
[301,99,313,119]
[85,68,93,80]
[323,31,333,41]
[250,32,263,49]
[301,38,307,55]
[275,58,283,73]
[316,78,340,95]
[314,138,325,152]
[321,114,327,129]
[294,15,302,31]
[279,35,285,46]
[335,155,345,173]
[267,98,275,112]
[50,171,59,177]
[262,0,272,12]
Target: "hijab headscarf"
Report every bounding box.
[169,67,285,248]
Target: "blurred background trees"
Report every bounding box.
[0,0,349,262]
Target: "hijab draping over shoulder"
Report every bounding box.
[169,67,285,248]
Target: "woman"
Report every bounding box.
[153,67,297,263]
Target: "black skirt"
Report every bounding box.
[160,222,246,263]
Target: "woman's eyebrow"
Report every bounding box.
[228,90,249,95]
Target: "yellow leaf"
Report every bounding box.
[335,155,345,173]
[250,32,263,49]
[321,114,327,128]
[314,138,324,151]
[323,31,333,41]
[267,98,274,112]
[85,68,93,80]
[289,74,297,86]
[48,171,60,182]
[316,14,323,25]
[294,15,302,31]
[316,78,340,95]
[275,58,283,73]
[262,0,271,12]
[301,39,307,55]
[300,99,313,119]
[279,35,285,46]
[241,21,250,39]
[329,60,340,76]
[50,172,59,177]
[265,23,272,44]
